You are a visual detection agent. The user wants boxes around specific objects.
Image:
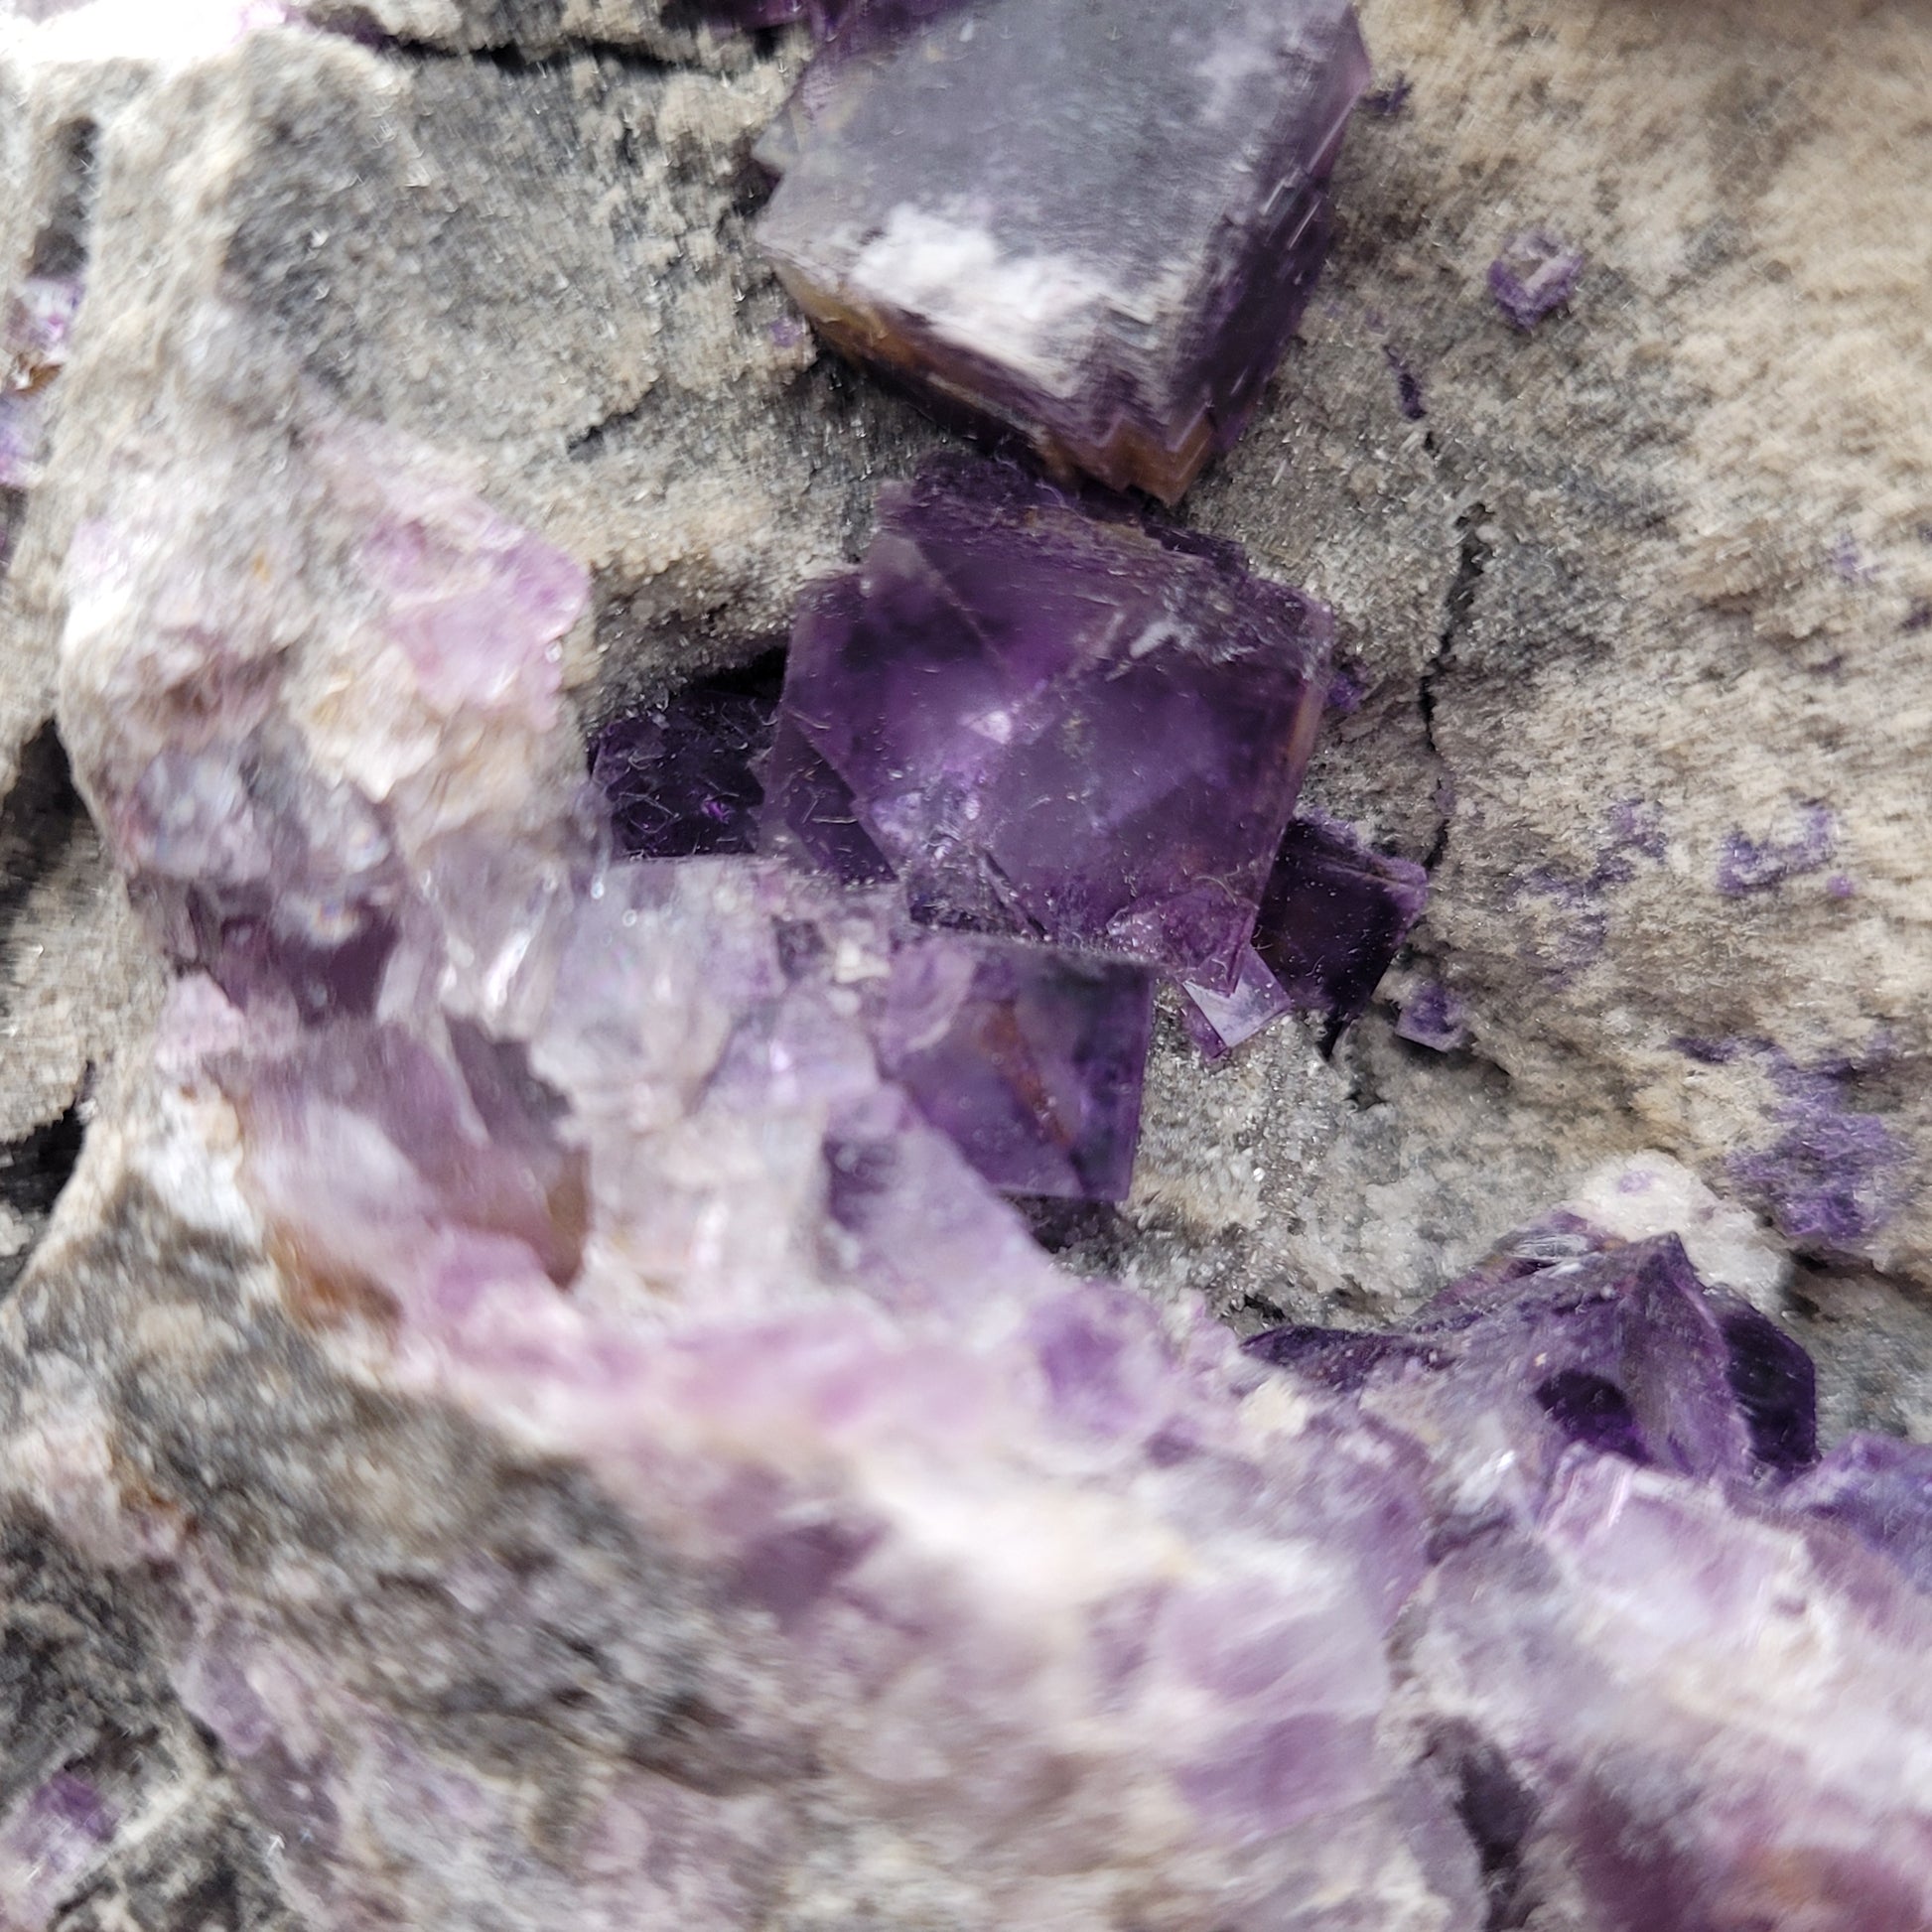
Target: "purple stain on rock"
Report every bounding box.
[1830,532,1877,584]
[1488,229,1584,331]
[1363,72,1412,115]
[1716,800,1838,897]
[769,454,1332,993]
[1730,1056,1908,1250]
[1732,1105,1907,1251]
[1383,345,1426,420]
[1903,598,1932,634]
[1396,980,1467,1051]
[756,0,1372,499]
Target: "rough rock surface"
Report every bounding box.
[0,0,1928,1923]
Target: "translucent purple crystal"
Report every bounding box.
[756,0,1371,499]
[590,656,781,860]
[1488,229,1584,330]
[1182,811,1425,1054]
[769,456,1333,993]
[873,931,1153,1199]
[1778,1433,1932,1592]
[1396,979,1468,1050]
[1250,1223,1815,1493]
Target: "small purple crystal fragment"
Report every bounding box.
[1395,980,1467,1050]
[772,457,1333,993]
[1252,815,1427,1028]
[1488,229,1584,330]
[875,933,1154,1200]
[757,0,1371,499]
[1779,1433,1932,1591]
[590,657,781,860]
[1178,945,1294,1060]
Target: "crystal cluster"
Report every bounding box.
[56,364,1932,1932]
[590,457,1422,1199]
[769,458,1332,989]
[1251,1222,1932,1932]
[756,0,1371,499]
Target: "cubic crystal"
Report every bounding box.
[1488,228,1584,330]
[1182,811,1425,1054]
[590,655,781,860]
[769,455,1333,993]
[872,929,1154,1199]
[757,0,1371,499]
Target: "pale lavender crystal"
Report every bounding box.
[873,931,1153,1199]
[757,0,1371,499]
[771,456,1333,994]
[1488,228,1584,330]
[1778,1432,1932,1592]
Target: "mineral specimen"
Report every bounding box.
[48,352,1932,1932]
[771,455,1333,994]
[1182,812,1426,1055]
[872,929,1153,1199]
[756,0,1372,499]
[1488,228,1585,330]
[590,655,781,860]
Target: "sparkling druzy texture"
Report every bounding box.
[756,0,1371,499]
[770,456,1334,994]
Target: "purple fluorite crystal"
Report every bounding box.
[1250,1222,1816,1493]
[769,456,1333,993]
[756,0,1371,499]
[1779,1433,1932,1592]
[590,656,781,860]
[874,931,1153,1199]
[1182,812,1426,1054]
[1396,979,1468,1050]
[1488,229,1584,330]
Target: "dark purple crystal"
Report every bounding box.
[1488,230,1584,331]
[1184,812,1425,1052]
[769,457,1332,994]
[590,656,782,861]
[874,932,1154,1200]
[1250,1231,1815,1493]
[757,0,1371,499]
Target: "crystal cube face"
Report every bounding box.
[767,456,1333,993]
[756,0,1371,500]
[876,931,1154,1200]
